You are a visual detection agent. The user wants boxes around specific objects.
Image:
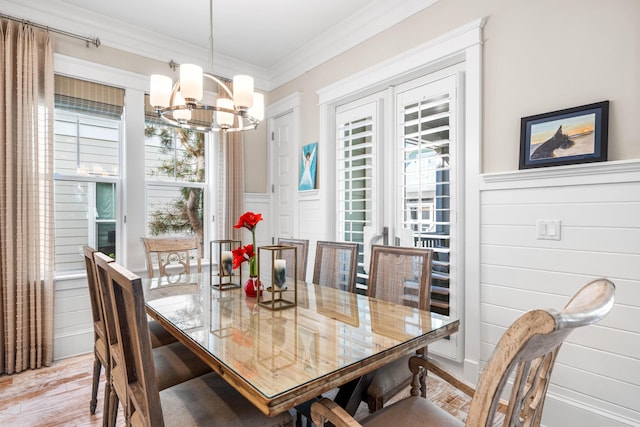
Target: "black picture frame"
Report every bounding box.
[519,101,609,169]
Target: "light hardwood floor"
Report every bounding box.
[0,352,477,426]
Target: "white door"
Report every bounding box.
[271,111,296,240]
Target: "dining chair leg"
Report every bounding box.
[101,366,112,427]
[106,388,119,427]
[90,353,101,414]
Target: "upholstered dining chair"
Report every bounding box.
[363,245,433,413]
[104,260,294,426]
[82,246,178,418]
[312,241,359,292]
[311,278,616,427]
[93,252,212,427]
[142,236,201,278]
[277,237,309,281]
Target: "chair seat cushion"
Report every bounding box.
[160,372,293,427]
[148,319,178,348]
[367,354,413,399]
[153,341,212,390]
[362,395,462,427]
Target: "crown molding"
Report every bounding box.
[267,0,441,90]
[2,0,439,91]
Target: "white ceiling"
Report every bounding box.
[1,0,437,89]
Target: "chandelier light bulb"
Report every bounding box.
[233,75,254,110]
[150,75,172,108]
[180,64,203,103]
[248,92,265,122]
[173,92,192,122]
[216,97,234,128]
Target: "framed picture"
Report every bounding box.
[299,142,318,191]
[519,101,609,169]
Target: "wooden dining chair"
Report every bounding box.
[312,278,616,427]
[83,246,179,419]
[277,237,309,281]
[82,246,112,416]
[93,252,212,426]
[142,236,201,278]
[104,260,294,426]
[363,244,433,413]
[312,241,359,292]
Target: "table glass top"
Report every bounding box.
[143,272,457,400]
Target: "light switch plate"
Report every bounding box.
[536,219,561,240]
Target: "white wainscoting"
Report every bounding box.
[479,160,640,426]
[53,276,94,360]
[244,193,272,247]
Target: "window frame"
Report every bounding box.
[53,93,124,274]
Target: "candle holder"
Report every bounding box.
[257,245,297,310]
[210,240,241,290]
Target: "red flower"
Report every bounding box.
[232,244,255,269]
[233,212,263,231]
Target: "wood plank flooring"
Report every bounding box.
[0,352,479,426]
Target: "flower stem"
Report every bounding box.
[250,230,257,277]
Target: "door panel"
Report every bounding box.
[272,112,296,239]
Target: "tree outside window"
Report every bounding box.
[144,123,206,247]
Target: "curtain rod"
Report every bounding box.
[0,12,100,48]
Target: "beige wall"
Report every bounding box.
[269,0,640,174]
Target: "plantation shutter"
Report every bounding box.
[336,100,378,290]
[396,75,456,316]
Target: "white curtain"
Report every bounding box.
[0,18,55,374]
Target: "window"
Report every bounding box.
[53,75,123,272]
[144,96,207,248]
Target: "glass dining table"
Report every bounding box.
[143,272,459,417]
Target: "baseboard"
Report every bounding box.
[463,357,479,385]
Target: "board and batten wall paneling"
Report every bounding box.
[53,277,94,360]
[479,160,640,426]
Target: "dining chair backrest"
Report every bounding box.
[469,278,615,426]
[277,238,309,281]
[83,245,111,416]
[105,260,164,426]
[83,246,107,343]
[93,252,118,347]
[142,236,201,278]
[367,245,433,310]
[93,251,128,417]
[312,241,358,292]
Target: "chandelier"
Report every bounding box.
[149,0,264,132]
